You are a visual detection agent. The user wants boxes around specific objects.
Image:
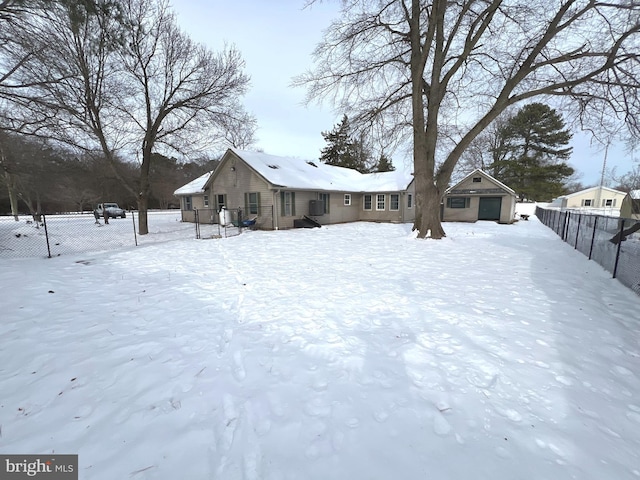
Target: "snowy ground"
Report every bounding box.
[1,211,640,480]
[0,211,195,259]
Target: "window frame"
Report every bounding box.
[245,192,260,215]
[376,194,386,211]
[390,194,399,211]
[318,193,330,214]
[215,194,227,212]
[363,194,372,211]
[184,196,192,210]
[446,197,470,209]
[281,191,296,216]
[407,193,413,209]
[344,194,351,206]
[203,194,209,207]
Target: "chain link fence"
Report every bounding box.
[194,208,255,239]
[536,207,640,296]
[0,212,138,258]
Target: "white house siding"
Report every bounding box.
[560,187,626,209]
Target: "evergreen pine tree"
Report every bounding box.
[319,115,370,172]
[373,154,395,172]
[489,103,574,201]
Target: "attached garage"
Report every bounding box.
[443,170,516,224]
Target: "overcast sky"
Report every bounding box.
[170,0,636,187]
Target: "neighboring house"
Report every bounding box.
[620,190,640,219]
[175,148,415,230]
[554,186,626,210]
[442,169,517,223]
[173,171,213,222]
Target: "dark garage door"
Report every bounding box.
[478,197,502,221]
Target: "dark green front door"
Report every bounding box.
[478,197,502,220]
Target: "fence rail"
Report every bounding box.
[536,207,640,296]
[193,207,259,239]
[0,212,138,259]
[0,210,197,259]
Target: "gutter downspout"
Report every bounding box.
[273,189,280,230]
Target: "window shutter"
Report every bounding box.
[280,192,285,216]
[244,193,248,213]
[466,198,470,208]
[613,199,617,207]
[257,192,261,215]
[292,192,296,216]
[446,198,451,208]
[581,199,585,206]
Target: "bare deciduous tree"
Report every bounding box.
[4,0,252,234]
[297,0,640,238]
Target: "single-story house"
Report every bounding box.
[174,148,415,230]
[553,186,626,209]
[620,189,640,219]
[173,171,213,222]
[442,169,517,223]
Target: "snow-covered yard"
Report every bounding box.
[1,215,639,479]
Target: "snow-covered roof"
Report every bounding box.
[561,185,626,198]
[173,171,212,196]
[225,149,413,192]
[629,189,640,200]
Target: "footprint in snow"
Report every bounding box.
[613,365,634,376]
[626,411,640,424]
[218,394,239,453]
[433,413,452,436]
[232,351,246,381]
[555,375,573,386]
[243,448,261,480]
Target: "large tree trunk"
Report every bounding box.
[409,0,448,240]
[414,171,445,239]
[137,194,148,235]
[137,144,152,235]
[4,170,20,221]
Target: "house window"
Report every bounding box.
[216,194,227,212]
[582,199,593,207]
[318,193,330,214]
[446,197,470,208]
[245,192,260,215]
[344,194,351,206]
[184,196,192,210]
[364,194,372,210]
[203,195,209,207]
[603,198,615,207]
[390,194,399,211]
[281,191,296,216]
[407,194,413,208]
[473,177,482,183]
[376,194,386,211]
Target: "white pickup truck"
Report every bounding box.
[94,203,126,219]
